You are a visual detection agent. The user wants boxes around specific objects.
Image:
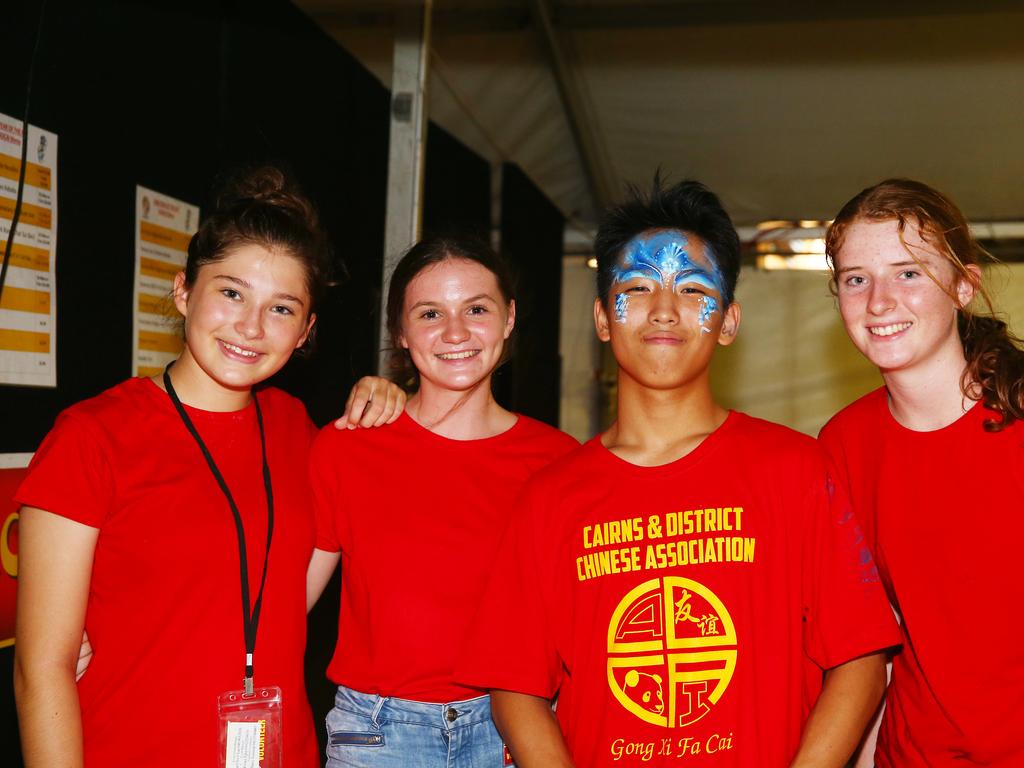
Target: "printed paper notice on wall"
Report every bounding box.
[0,114,58,387]
[133,186,199,378]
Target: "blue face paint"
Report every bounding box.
[698,295,719,333]
[608,231,728,327]
[614,292,630,324]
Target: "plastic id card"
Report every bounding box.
[217,685,283,768]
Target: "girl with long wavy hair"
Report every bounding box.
[819,178,1024,767]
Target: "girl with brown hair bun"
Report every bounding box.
[819,178,1024,767]
[13,165,401,767]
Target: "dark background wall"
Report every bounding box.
[496,164,565,426]
[0,1,564,764]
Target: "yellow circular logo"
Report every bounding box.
[607,576,737,727]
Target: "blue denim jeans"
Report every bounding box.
[325,685,511,768]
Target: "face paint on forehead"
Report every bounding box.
[610,231,729,301]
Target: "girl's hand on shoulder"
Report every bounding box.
[334,376,406,430]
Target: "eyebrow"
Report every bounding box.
[674,266,715,279]
[614,264,718,288]
[213,274,306,306]
[673,267,720,287]
[408,293,499,311]
[463,293,498,304]
[836,260,918,275]
[612,264,662,281]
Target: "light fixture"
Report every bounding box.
[753,220,830,271]
[752,219,1024,269]
[586,256,598,269]
[757,253,830,271]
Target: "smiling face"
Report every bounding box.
[172,243,314,406]
[398,257,515,394]
[595,229,739,391]
[834,218,975,375]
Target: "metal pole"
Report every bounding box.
[490,161,503,253]
[378,0,433,374]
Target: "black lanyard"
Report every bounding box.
[163,365,274,695]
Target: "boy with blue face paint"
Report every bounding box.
[608,230,725,332]
[459,178,900,768]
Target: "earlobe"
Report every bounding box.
[296,313,317,350]
[172,272,190,317]
[594,298,611,342]
[957,264,982,307]
[717,302,741,347]
[504,299,517,339]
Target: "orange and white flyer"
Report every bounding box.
[0,113,57,387]
[133,186,199,377]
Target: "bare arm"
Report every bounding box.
[790,652,887,768]
[306,547,341,612]
[852,656,890,767]
[14,507,99,768]
[852,703,883,768]
[491,690,574,768]
[333,376,406,430]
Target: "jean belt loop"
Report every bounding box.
[370,695,388,727]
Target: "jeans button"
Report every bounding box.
[445,707,459,722]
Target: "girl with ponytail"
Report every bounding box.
[819,178,1024,767]
[13,165,399,767]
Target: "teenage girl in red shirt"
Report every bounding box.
[819,179,1024,767]
[305,235,578,768]
[13,167,400,767]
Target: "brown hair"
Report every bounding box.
[825,178,1024,431]
[186,165,329,314]
[385,234,515,388]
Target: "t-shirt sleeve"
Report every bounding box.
[802,458,900,670]
[816,420,848,482]
[457,482,564,698]
[14,411,114,528]
[309,429,345,553]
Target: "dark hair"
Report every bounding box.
[594,175,741,305]
[826,178,1024,431]
[385,233,516,386]
[186,165,330,314]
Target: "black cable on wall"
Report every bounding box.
[0,0,48,305]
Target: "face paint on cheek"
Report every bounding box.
[698,295,719,333]
[614,292,629,324]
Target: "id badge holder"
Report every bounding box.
[217,685,283,768]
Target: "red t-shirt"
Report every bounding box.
[15,377,319,768]
[820,387,1024,766]
[459,411,900,767]
[310,411,577,702]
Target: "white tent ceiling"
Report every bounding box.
[295,1,1024,233]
